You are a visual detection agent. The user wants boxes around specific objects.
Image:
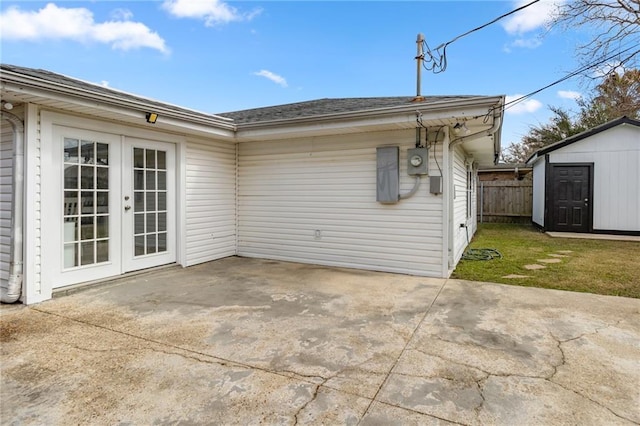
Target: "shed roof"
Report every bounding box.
[526,116,640,164]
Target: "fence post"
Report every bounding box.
[480,181,484,223]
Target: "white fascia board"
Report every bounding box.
[1,74,236,132]
[2,84,236,140]
[236,97,503,141]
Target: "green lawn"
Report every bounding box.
[451,223,640,298]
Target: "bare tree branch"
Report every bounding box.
[552,0,640,77]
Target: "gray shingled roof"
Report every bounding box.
[1,63,228,122]
[2,64,489,127]
[218,96,479,124]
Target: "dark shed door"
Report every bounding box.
[549,164,592,232]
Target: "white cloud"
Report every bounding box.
[503,36,542,53]
[0,3,168,53]
[557,90,581,100]
[505,94,543,114]
[502,0,562,35]
[162,0,261,26]
[511,37,542,49]
[110,8,133,21]
[253,70,288,87]
[100,80,110,87]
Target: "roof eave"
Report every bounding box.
[0,69,236,131]
[235,95,504,130]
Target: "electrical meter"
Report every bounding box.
[407,147,428,176]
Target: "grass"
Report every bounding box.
[451,223,640,298]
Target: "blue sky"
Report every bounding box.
[0,1,592,150]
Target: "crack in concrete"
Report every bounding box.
[548,319,625,380]
[371,400,470,425]
[473,376,488,420]
[357,278,449,425]
[407,321,636,425]
[293,380,325,425]
[32,308,331,390]
[410,347,539,380]
[546,321,638,424]
[549,380,640,425]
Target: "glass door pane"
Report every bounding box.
[63,138,109,269]
[132,147,168,257]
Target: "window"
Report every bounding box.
[466,165,473,219]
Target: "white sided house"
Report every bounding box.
[527,116,640,235]
[1,64,504,304]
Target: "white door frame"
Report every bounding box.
[122,138,176,272]
[43,125,123,288]
[41,116,180,291]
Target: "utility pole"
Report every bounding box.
[415,33,425,101]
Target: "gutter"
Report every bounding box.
[449,104,503,164]
[1,110,24,303]
[235,96,505,130]
[1,70,236,131]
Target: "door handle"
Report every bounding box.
[124,205,131,211]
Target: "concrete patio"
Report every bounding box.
[1,257,639,425]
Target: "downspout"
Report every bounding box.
[1,110,24,303]
[445,108,501,273]
[449,109,502,152]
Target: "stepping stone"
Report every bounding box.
[524,264,546,270]
[557,250,573,254]
[548,253,568,258]
[538,258,562,264]
[503,274,530,279]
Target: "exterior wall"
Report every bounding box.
[470,164,479,234]
[531,159,546,227]
[451,145,471,265]
[1,117,14,288]
[184,138,237,265]
[547,124,639,232]
[237,129,446,277]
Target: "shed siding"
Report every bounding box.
[1,118,13,287]
[532,159,545,227]
[237,129,445,276]
[184,138,237,265]
[548,124,640,232]
[451,145,470,265]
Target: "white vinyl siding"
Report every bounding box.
[185,138,237,265]
[532,159,545,227]
[238,129,445,276]
[451,145,470,265]
[1,118,13,287]
[547,124,640,232]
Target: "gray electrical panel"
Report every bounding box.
[376,146,399,203]
[407,147,428,176]
[430,176,442,194]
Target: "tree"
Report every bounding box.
[578,68,640,128]
[502,68,640,163]
[552,0,640,77]
[502,107,585,163]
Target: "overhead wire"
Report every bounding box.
[423,0,541,74]
[502,43,638,112]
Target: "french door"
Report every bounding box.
[48,127,176,288]
[122,139,176,272]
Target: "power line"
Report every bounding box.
[423,0,541,74]
[503,43,638,112]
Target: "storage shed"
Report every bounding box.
[527,116,640,235]
[1,64,504,304]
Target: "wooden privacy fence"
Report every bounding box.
[478,180,533,223]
